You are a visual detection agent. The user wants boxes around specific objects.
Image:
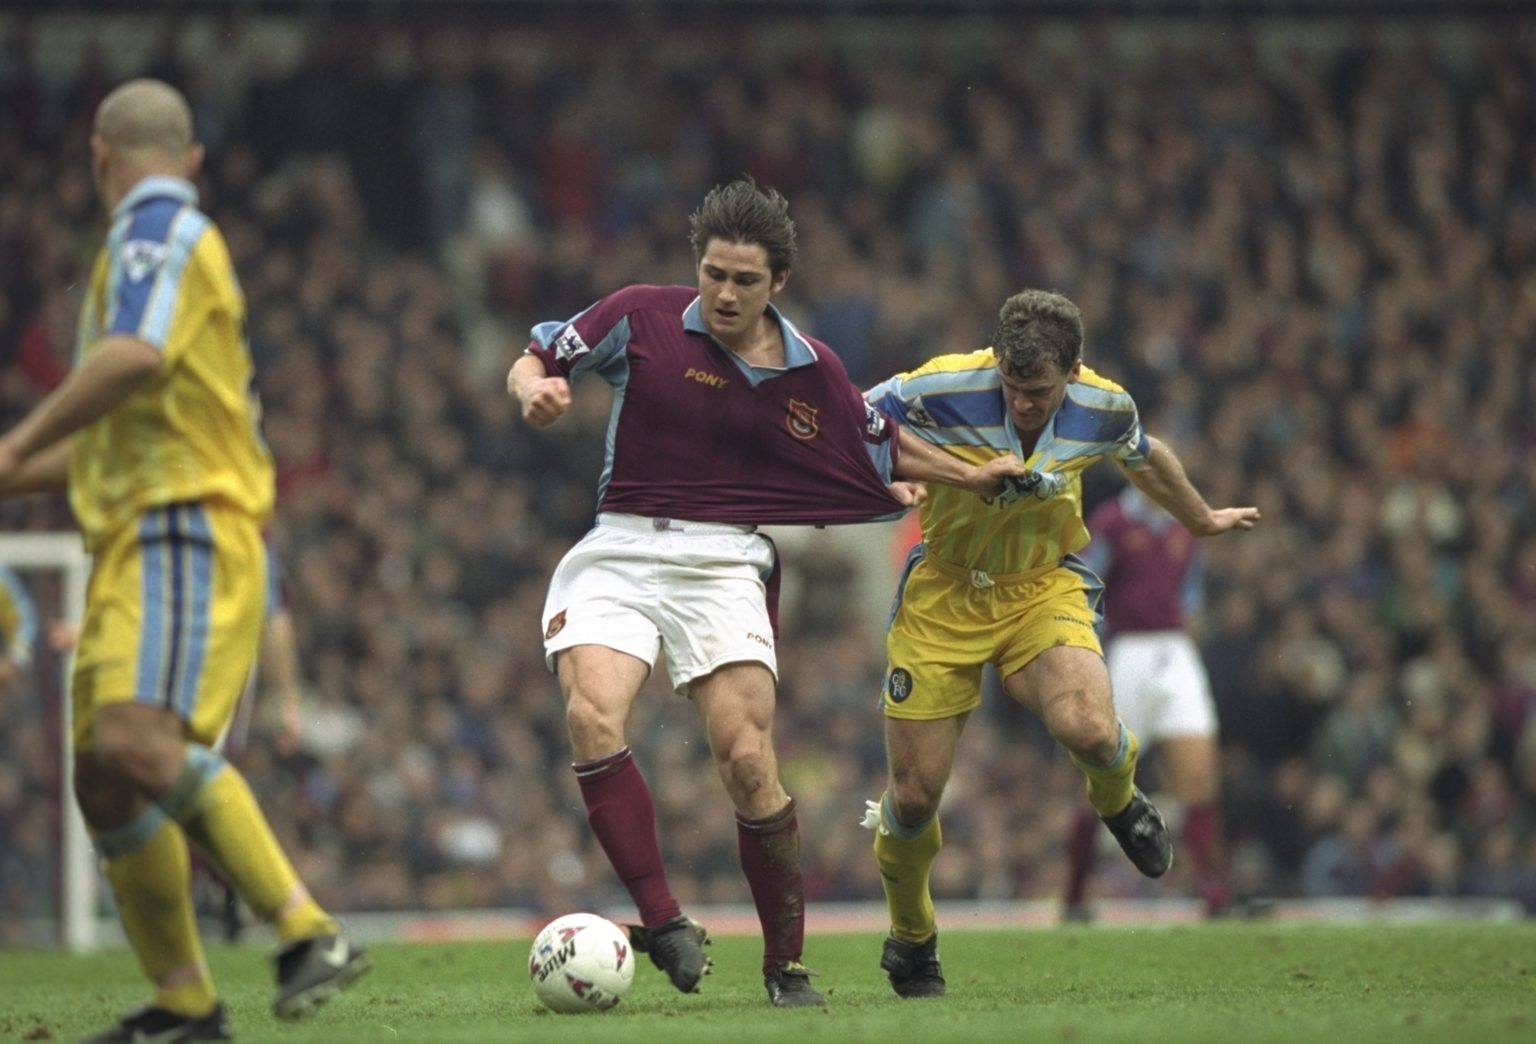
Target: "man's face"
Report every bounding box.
[997,358,1080,437]
[696,239,787,346]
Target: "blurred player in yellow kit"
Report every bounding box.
[0,79,365,1043]
[0,564,38,697]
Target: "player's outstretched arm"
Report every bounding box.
[0,335,160,497]
[1125,435,1260,537]
[507,352,572,428]
[893,426,1030,495]
[0,441,70,498]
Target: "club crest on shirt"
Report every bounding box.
[786,398,819,440]
[545,609,567,640]
[552,326,590,364]
[904,395,935,429]
[887,667,914,703]
[121,239,170,283]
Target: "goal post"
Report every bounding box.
[1,532,95,952]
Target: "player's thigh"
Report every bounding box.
[555,644,653,713]
[72,504,264,752]
[884,712,969,805]
[691,661,778,745]
[995,567,1107,720]
[1004,644,1114,727]
[881,565,989,721]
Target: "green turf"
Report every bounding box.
[2,923,1533,1043]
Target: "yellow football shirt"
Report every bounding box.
[71,176,273,550]
[867,349,1148,576]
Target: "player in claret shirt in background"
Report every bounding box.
[1064,481,1234,920]
[508,178,1025,1008]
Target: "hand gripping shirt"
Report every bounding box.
[866,349,1148,575]
[71,176,274,550]
[527,285,905,526]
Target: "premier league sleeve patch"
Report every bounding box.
[552,326,591,364]
[863,401,891,440]
[121,239,170,283]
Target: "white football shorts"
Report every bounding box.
[1106,631,1218,741]
[541,513,778,696]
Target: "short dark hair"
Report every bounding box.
[992,290,1084,378]
[688,178,799,275]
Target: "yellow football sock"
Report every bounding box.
[873,793,942,944]
[95,807,217,1017]
[1070,722,1140,818]
[160,745,337,943]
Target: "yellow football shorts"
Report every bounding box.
[72,501,266,751]
[881,547,1104,720]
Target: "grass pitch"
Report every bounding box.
[2,922,1532,1043]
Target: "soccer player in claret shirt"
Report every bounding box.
[508,178,1025,1008]
[860,289,1259,998]
[1065,482,1234,920]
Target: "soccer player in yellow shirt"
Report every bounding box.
[861,289,1260,997]
[0,564,38,696]
[0,79,365,1042]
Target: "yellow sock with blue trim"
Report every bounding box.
[1069,720,1140,817]
[95,806,217,1017]
[159,744,337,943]
[873,792,943,944]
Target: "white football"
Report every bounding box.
[528,912,636,1013]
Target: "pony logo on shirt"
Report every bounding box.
[786,399,819,440]
[121,239,170,283]
[552,326,591,364]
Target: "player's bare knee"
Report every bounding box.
[1051,699,1119,763]
[72,756,138,829]
[714,741,773,796]
[563,691,623,754]
[888,778,941,826]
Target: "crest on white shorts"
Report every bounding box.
[545,609,567,640]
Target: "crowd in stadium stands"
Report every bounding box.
[2,11,1535,938]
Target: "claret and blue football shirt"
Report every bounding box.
[527,285,906,526]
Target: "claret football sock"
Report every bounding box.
[1064,805,1101,906]
[1185,802,1230,913]
[575,746,681,927]
[737,797,805,973]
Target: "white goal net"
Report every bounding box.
[0,532,95,952]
